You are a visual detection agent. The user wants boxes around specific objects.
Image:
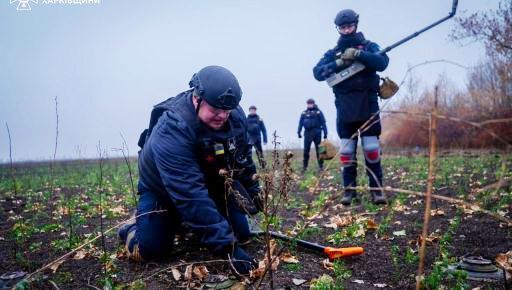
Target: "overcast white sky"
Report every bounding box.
[0,0,498,161]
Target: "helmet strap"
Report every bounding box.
[195,97,202,115]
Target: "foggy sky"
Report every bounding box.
[0,0,498,161]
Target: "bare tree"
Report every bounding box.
[451,0,512,57]
[451,1,512,112]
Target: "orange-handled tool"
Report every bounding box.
[251,231,364,260]
[324,246,364,260]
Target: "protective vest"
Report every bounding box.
[333,33,380,123]
[246,114,262,136]
[301,108,323,130]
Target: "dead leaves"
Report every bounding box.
[393,201,411,213]
[496,250,512,273]
[250,239,280,279]
[184,265,193,281]
[419,233,441,244]
[321,258,334,270]
[430,208,446,216]
[73,249,88,260]
[280,252,299,264]
[459,203,482,215]
[49,259,65,273]
[366,219,379,231]
[109,205,127,215]
[170,267,181,281]
[169,264,210,286]
[323,215,354,229]
[323,215,378,236]
[193,265,209,280]
[72,246,99,260]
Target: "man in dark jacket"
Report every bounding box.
[297,99,328,172]
[246,105,267,160]
[313,9,388,205]
[119,66,261,275]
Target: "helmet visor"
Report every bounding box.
[336,23,356,34]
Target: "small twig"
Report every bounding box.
[53,96,59,162]
[5,123,16,195]
[86,284,101,290]
[398,59,469,88]
[346,186,512,225]
[96,142,108,279]
[119,133,137,205]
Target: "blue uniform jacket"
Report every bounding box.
[137,90,259,253]
[297,106,327,136]
[246,114,268,143]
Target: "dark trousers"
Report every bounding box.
[250,139,264,158]
[303,130,323,170]
[337,118,383,190]
[130,188,250,261]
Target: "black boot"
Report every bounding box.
[371,190,387,205]
[341,190,357,206]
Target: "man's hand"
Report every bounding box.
[341,48,361,60]
[298,133,302,138]
[335,58,352,67]
[228,246,257,275]
[323,133,328,139]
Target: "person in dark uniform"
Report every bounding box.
[313,9,389,205]
[246,105,267,161]
[297,99,328,172]
[119,66,261,275]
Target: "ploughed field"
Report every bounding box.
[0,151,511,289]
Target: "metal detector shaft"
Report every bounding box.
[251,230,364,260]
[326,0,458,87]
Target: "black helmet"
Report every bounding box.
[189,66,242,110]
[249,105,257,111]
[334,9,359,26]
[307,98,315,104]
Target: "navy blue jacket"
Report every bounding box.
[297,105,327,136]
[246,114,267,144]
[137,90,259,252]
[313,32,389,123]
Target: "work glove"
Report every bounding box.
[335,58,353,67]
[323,133,328,139]
[252,190,264,213]
[227,246,257,275]
[341,48,361,60]
[230,181,261,215]
[298,133,302,139]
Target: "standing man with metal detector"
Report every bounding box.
[313,1,458,206]
[313,9,388,205]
